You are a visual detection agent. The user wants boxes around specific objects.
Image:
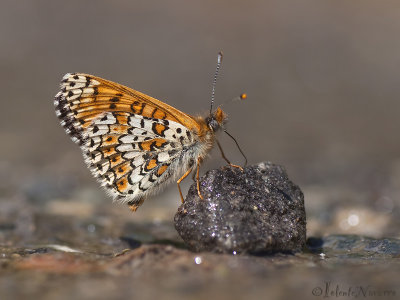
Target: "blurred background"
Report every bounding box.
[1,0,399,238]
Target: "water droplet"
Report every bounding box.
[87,224,96,233]
[347,214,359,226]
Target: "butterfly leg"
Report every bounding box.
[216,139,244,171]
[177,167,193,203]
[127,198,145,212]
[196,158,204,200]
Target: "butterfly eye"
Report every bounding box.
[207,118,220,132]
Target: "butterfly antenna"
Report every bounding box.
[210,51,223,116]
[219,93,247,108]
[223,129,248,166]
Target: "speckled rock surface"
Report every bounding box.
[174,162,306,254]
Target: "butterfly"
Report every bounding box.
[54,53,246,211]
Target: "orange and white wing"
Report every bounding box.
[54,72,202,145]
[54,73,203,209]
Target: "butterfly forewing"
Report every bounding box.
[55,73,202,144]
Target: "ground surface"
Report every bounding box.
[0,211,399,300]
[0,166,399,300]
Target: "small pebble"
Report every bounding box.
[174,162,307,254]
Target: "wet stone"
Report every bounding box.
[174,162,307,254]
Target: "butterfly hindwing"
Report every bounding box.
[81,112,195,203]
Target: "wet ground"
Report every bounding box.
[0,236,399,300]
[0,161,399,300]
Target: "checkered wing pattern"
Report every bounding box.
[54,73,203,210]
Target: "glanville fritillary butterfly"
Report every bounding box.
[54,53,246,211]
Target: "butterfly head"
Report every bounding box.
[206,107,227,132]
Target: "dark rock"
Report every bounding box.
[174,162,306,254]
